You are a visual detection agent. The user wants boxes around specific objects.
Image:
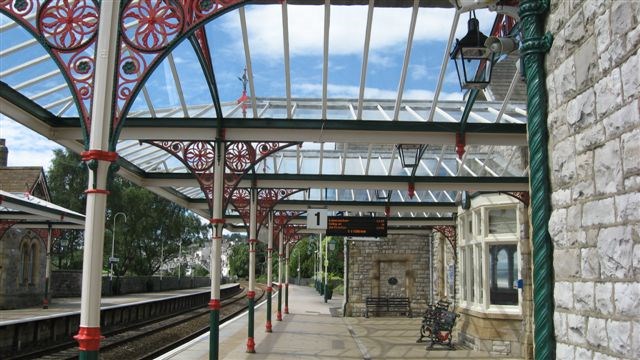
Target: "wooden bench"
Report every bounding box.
[365,297,412,318]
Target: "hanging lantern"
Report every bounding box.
[450,15,496,90]
[375,189,392,201]
[396,144,425,168]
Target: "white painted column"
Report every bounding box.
[75,0,120,354]
[266,211,273,332]
[277,230,283,321]
[284,241,290,313]
[43,224,52,308]
[209,140,225,358]
[324,235,328,303]
[246,187,257,352]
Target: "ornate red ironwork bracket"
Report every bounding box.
[432,225,457,258]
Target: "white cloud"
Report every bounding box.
[410,64,428,80]
[292,83,461,101]
[222,5,474,58]
[0,115,62,168]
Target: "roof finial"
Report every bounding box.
[237,67,249,118]
[238,67,248,96]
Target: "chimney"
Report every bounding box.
[0,139,7,167]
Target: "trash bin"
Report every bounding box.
[325,285,333,300]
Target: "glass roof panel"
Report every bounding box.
[1,2,529,225]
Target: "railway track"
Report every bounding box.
[10,284,267,360]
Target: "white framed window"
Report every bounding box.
[458,194,522,314]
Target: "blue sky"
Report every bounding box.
[1,4,496,170]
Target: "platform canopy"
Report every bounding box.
[0,0,528,233]
[0,190,85,230]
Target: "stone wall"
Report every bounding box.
[51,270,211,297]
[346,234,430,316]
[546,1,640,359]
[0,229,46,309]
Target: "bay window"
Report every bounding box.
[458,195,523,313]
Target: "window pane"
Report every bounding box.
[467,247,474,302]
[476,244,483,303]
[462,248,469,301]
[489,244,518,305]
[488,208,517,234]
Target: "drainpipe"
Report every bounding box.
[519,1,554,359]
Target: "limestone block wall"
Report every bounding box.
[545,1,640,359]
[0,229,46,309]
[51,270,211,297]
[346,234,430,316]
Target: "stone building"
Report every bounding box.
[0,139,85,309]
[346,234,431,316]
[0,147,51,309]
[429,2,640,359]
[545,1,639,359]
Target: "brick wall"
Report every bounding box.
[546,1,640,359]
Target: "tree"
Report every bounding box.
[107,177,208,276]
[46,149,209,275]
[47,150,86,269]
[227,234,267,279]
[289,236,343,279]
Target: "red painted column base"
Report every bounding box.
[42,298,49,309]
[276,311,282,321]
[246,337,256,353]
[265,320,272,332]
[209,299,221,310]
[74,326,103,351]
[284,306,289,314]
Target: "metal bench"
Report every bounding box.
[365,296,412,318]
[427,310,460,349]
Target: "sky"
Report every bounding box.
[0,3,496,170]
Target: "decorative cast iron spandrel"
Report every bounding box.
[1,0,98,136]
[433,225,457,258]
[113,0,246,139]
[225,142,256,173]
[148,140,218,207]
[270,210,304,242]
[505,191,530,206]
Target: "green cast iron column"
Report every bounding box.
[520,1,555,359]
[209,305,220,358]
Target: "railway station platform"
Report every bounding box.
[159,284,517,360]
[0,285,225,325]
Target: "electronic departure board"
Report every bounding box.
[326,216,387,237]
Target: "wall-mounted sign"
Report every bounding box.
[326,216,387,237]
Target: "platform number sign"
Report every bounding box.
[307,208,327,230]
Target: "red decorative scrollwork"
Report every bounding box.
[225,142,255,173]
[113,0,245,135]
[184,141,214,171]
[433,225,457,258]
[121,0,184,52]
[2,0,97,137]
[2,0,38,16]
[504,191,530,206]
[38,0,99,50]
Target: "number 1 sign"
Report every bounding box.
[307,208,327,230]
